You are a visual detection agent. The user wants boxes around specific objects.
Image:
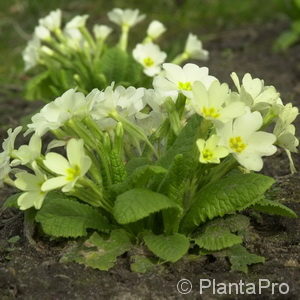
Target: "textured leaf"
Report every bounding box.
[61,229,132,271]
[2,193,21,208]
[113,188,180,224]
[130,255,157,273]
[181,173,275,233]
[224,245,265,273]
[100,47,142,86]
[158,115,205,168]
[144,233,190,262]
[35,192,111,237]
[111,165,167,194]
[125,157,151,175]
[194,226,242,251]
[252,198,297,218]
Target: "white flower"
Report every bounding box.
[26,89,91,136]
[90,85,146,130]
[153,63,217,100]
[65,15,89,29]
[0,153,10,187]
[42,139,91,192]
[63,27,86,50]
[0,126,22,186]
[2,126,22,154]
[196,135,229,164]
[146,20,166,40]
[135,89,167,134]
[11,134,42,166]
[34,25,51,41]
[184,33,209,61]
[38,9,62,32]
[273,103,299,152]
[15,166,47,210]
[231,72,281,110]
[22,37,41,71]
[190,80,245,123]
[93,25,113,40]
[108,8,145,28]
[217,110,277,171]
[133,43,167,77]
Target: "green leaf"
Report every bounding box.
[194,226,242,251]
[113,188,180,224]
[125,157,151,175]
[181,173,275,233]
[158,115,204,168]
[273,30,299,52]
[144,233,190,262]
[224,245,265,273]
[252,198,298,218]
[25,70,56,101]
[111,165,167,194]
[2,193,21,208]
[100,47,142,86]
[130,255,157,273]
[62,229,132,271]
[35,192,111,238]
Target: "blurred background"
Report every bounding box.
[0,0,297,85]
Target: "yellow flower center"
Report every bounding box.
[201,107,220,119]
[202,149,214,161]
[178,81,192,91]
[143,57,154,67]
[229,136,247,153]
[66,165,80,181]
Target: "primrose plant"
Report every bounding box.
[2,63,298,273]
[23,8,208,101]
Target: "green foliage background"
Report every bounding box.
[0,0,290,85]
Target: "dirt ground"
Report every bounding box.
[0,20,300,299]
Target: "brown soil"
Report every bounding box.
[0,21,300,299]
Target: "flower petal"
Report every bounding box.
[41,176,67,191]
[43,152,70,175]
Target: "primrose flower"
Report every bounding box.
[135,89,167,134]
[217,110,277,171]
[63,28,86,50]
[231,72,281,110]
[146,20,166,40]
[38,9,62,32]
[42,139,91,193]
[15,165,47,210]
[196,135,229,164]
[65,15,89,29]
[0,126,22,186]
[153,63,217,100]
[22,37,41,71]
[34,25,51,41]
[0,154,10,187]
[184,33,209,61]
[133,43,167,77]
[11,134,42,166]
[90,85,146,130]
[190,80,245,123]
[273,103,299,152]
[26,89,91,136]
[2,126,22,155]
[108,8,145,28]
[93,25,113,41]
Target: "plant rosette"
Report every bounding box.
[1,64,298,273]
[23,8,209,101]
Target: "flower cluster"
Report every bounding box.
[23,8,209,100]
[1,63,298,211]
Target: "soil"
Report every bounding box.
[1,20,300,299]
